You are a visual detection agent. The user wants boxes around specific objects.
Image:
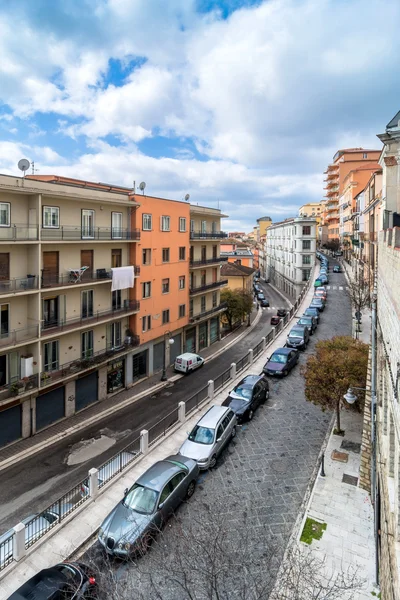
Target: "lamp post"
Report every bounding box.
[161,330,174,381]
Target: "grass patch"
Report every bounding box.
[300,518,327,545]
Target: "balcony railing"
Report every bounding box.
[0,374,39,400]
[41,267,140,288]
[0,275,38,295]
[189,302,227,323]
[0,225,39,241]
[190,256,228,267]
[41,300,140,335]
[40,337,140,386]
[189,279,228,295]
[41,227,140,241]
[190,231,227,240]
[0,325,39,348]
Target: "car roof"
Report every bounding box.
[272,347,291,355]
[237,374,263,387]
[197,405,230,428]
[176,353,199,360]
[136,458,187,492]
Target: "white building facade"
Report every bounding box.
[266,217,317,298]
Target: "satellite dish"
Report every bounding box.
[184,193,190,202]
[139,181,146,194]
[18,159,30,176]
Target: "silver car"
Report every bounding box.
[98,454,199,557]
[179,405,237,469]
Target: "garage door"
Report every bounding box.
[153,341,164,372]
[76,371,98,412]
[185,327,196,353]
[210,317,219,345]
[0,404,21,448]
[169,333,182,365]
[36,386,65,431]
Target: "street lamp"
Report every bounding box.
[161,330,174,381]
[343,386,367,405]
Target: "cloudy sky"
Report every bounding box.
[0,0,399,231]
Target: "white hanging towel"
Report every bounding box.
[111,266,135,291]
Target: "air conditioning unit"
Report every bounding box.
[21,356,34,378]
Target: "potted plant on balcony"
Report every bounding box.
[10,381,23,396]
[40,372,51,385]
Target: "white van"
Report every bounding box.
[174,352,204,374]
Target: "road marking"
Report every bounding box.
[333,286,337,290]
[326,285,331,290]
[339,286,343,290]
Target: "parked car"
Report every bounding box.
[286,325,310,351]
[333,265,341,273]
[319,275,329,285]
[310,297,325,312]
[303,307,320,323]
[296,315,317,335]
[0,513,59,568]
[174,352,204,374]
[81,450,137,497]
[179,405,237,470]
[314,278,323,288]
[254,284,261,292]
[313,293,326,306]
[262,347,300,377]
[277,308,287,317]
[270,315,281,325]
[222,375,269,422]
[98,455,199,558]
[6,562,97,600]
[314,288,327,300]
[259,298,270,307]
[257,292,265,301]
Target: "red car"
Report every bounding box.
[270,315,281,326]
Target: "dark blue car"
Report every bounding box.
[263,347,300,377]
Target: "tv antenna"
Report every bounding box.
[139,181,146,195]
[18,159,30,177]
[184,193,190,202]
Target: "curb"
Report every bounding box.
[266,281,294,307]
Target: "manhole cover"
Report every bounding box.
[342,473,358,486]
[271,459,289,473]
[331,450,348,463]
[340,440,361,454]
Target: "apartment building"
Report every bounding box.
[266,217,316,298]
[0,174,141,448]
[187,206,228,351]
[256,216,272,237]
[323,148,381,242]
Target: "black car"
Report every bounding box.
[260,298,270,307]
[304,307,320,323]
[286,325,309,351]
[223,375,269,422]
[257,292,265,301]
[7,562,96,599]
[263,347,300,377]
[277,308,287,317]
[310,297,325,312]
[297,315,317,334]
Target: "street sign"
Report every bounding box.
[355,311,362,321]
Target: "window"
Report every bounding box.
[81,330,94,358]
[142,214,152,231]
[201,246,207,261]
[179,217,186,232]
[43,297,59,328]
[302,240,311,250]
[201,220,207,233]
[201,295,206,312]
[162,278,170,294]
[142,248,151,265]
[211,221,217,233]
[142,281,151,298]
[161,216,170,231]
[112,212,123,239]
[142,315,151,332]
[363,153,368,159]
[43,206,59,228]
[162,248,170,263]
[0,203,10,227]
[162,309,170,324]
[179,247,186,261]
[179,304,186,318]
[112,290,122,310]
[111,249,122,268]
[212,267,218,282]
[302,269,311,282]
[44,340,59,371]
[212,245,218,259]
[201,270,206,286]
[110,322,122,348]
[302,255,311,265]
[82,209,95,238]
[212,291,218,308]
[179,276,185,290]
[190,219,194,232]
[302,226,311,235]
[81,290,93,319]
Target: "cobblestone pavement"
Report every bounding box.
[85,266,353,598]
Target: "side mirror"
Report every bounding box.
[216,437,222,443]
[158,502,165,510]
[124,488,129,496]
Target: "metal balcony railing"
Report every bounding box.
[0,373,39,400]
[0,325,39,348]
[189,280,228,294]
[41,227,140,241]
[189,302,227,323]
[190,256,228,267]
[41,300,140,335]
[190,231,227,240]
[0,275,38,295]
[0,225,39,241]
[41,267,140,288]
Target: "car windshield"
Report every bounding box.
[298,319,309,325]
[123,484,158,514]
[188,425,215,445]
[289,329,303,338]
[270,353,287,364]
[232,385,252,400]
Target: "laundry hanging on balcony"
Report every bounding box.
[111,266,134,291]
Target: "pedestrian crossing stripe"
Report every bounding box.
[339,286,343,290]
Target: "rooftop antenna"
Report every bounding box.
[31,161,39,175]
[139,181,146,195]
[184,193,190,202]
[18,158,30,178]
[133,180,136,194]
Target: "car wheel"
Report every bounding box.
[248,409,254,421]
[231,425,237,438]
[282,369,288,377]
[264,389,269,402]
[186,480,196,499]
[209,454,217,469]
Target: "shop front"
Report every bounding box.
[185,327,196,353]
[107,359,125,394]
[210,316,220,345]
[199,322,208,351]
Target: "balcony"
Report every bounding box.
[40,337,140,387]
[190,231,227,240]
[41,267,140,289]
[0,325,39,349]
[364,232,377,242]
[189,280,228,295]
[41,227,140,242]
[0,374,39,401]
[190,256,228,268]
[0,225,39,242]
[189,302,227,323]
[0,275,38,295]
[41,300,140,336]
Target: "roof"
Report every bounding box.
[137,459,184,492]
[198,405,229,428]
[257,216,272,222]
[221,263,256,277]
[272,347,292,355]
[386,110,400,130]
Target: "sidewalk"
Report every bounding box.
[0,307,262,472]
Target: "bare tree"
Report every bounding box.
[347,277,370,339]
